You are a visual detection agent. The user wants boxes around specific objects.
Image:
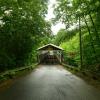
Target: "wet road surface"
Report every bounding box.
[0,65,100,100]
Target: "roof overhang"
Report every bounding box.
[37,43,63,51]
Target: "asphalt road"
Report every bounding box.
[0,65,100,100]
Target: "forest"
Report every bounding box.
[0,0,100,77]
[0,0,51,72]
[52,0,100,76]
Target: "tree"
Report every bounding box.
[53,0,100,73]
[0,0,51,71]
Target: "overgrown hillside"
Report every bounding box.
[53,28,100,73]
[53,0,100,75]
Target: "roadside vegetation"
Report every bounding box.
[52,0,100,78]
[0,0,51,72]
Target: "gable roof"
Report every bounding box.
[37,43,63,51]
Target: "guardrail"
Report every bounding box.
[0,63,37,82]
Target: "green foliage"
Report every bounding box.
[59,31,80,66]
[53,0,100,75]
[53,29,78,45]
[0,0,51,72]
[60,32,79,52]
[54,28,100,72]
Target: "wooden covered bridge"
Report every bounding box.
[37,44,63,64]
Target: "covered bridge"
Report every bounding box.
[37,44,63,64]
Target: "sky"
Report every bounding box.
[45,0,65,35]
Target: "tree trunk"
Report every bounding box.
[83,15,98,62]
[79,16,83,69]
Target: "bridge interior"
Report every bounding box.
[37,44,63,65]
[39,51,60,64]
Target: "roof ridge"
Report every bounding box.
[37,43,63,50]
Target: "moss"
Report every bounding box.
[0,64,37,83]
